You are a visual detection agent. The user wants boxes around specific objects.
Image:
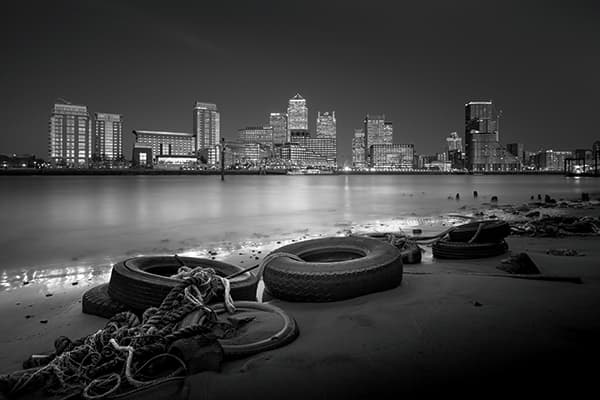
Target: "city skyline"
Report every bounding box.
[2,1,599,164]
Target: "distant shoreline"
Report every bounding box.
[0,168,571,176]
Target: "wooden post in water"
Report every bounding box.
[221,137,225,181]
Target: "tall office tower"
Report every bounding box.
[48,100,91,167]
[363,114,391,165]
[287,94,308,139]
[316,111,336,138]
[352,128,365,168]
[446,132,463,153]
[269,113,288,144]
[193,102,220,164]
[464,100,519,172]
[94,113,123,161]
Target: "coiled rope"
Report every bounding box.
[0,266,238,399]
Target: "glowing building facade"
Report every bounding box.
[193,102,220,164]
[48,101,92,167]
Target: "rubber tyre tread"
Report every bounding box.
[433,240,508,259]
[211,301,299,359]
[448,220,511,243]
[108,256,258,312]
[263,237,403,302]
[82,283,130,319]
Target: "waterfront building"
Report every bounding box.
[416,154,438,169]
[224,141,270,167]
[287,94,308,139]
[93,113,123,162]
[364,114,392,165]
[193,102,220,164]
[238,126,274,149]
[464,101,520,172]
[269,113,288,144]
[446,132,463,153]
[593,140,600,160]
[506,143,525,163]
[48,101,92,168]
[574,149,593,166]
[352,129,366,168]
[285,130,336,167]
[436,152,448,162]
[369,144,414,169]
[316,111,336,139]
[533,150,573,171]
[132,143,152,168]
[132,130,195,163]
[426,160,452,172]
[448,150,464,170]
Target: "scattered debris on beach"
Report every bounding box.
[546,248,585,256]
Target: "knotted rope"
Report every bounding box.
[0,265,238,399]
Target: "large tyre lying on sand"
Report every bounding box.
[108,256,258,312]
[432,240,508,259]
[82,283,130,318]
[263,236,403,302]
[176,301,299,359]
[448,220,510,243]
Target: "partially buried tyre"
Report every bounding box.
[448,220,510,243]
[108,256,258,312]
[263,236,403,302]
[432,239,508,259]
[82,283,130,319]
[175,301,299,360]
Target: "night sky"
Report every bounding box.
[2,0,599,164]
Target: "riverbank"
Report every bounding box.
[0,168,572,176]
[1,233,599,397]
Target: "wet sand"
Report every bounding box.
[1,204,599,397]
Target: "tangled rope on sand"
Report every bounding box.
[0,267,237,399]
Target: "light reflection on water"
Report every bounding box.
[0,175,597,277]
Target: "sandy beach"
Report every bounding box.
[1,202,599,398]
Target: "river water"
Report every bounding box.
[0,174,597,287]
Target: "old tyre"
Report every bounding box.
[448,220,510,243]
[82,283,130,319]
[432,240,508,259]
[178,301,299,359]
[108,256,258,312]
[263,236,403,302]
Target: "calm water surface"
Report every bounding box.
[0,174,597,279]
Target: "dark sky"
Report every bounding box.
[2,0,599,164]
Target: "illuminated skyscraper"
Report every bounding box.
[364,114,392,165]
[193,102,220,164]
[269,113,288,144]
[94,113,123,161]
[287,94,308,138]
[316,111,336,139]
[446,132,463,153]
[48,100,91,167]
[465,101,519,172]
[352,128,365,168]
